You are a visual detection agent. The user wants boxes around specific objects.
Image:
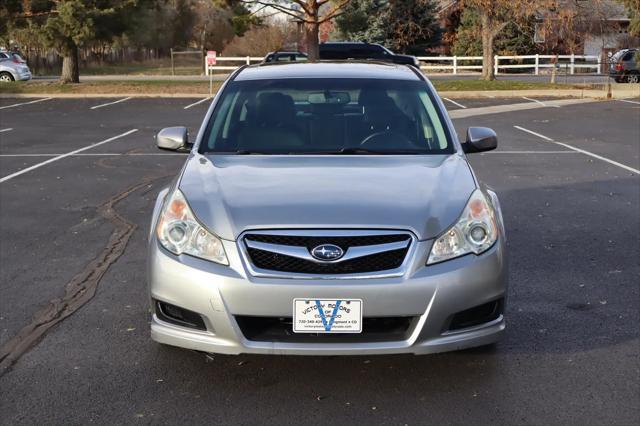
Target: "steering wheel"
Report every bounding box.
[360,130,414,148]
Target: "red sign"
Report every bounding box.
[206,50,217,66]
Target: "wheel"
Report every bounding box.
[0,72,15,82]
[626,74,639,83]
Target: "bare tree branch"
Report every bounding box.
[242,1,306,21]
[290,0,313,16]
[318,0,351,22]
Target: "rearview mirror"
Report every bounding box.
[156,127,191,152]
[462,127,497,154]
[308,91,351,105]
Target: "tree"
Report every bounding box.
[452,8,537,57]
[618,0,640,36]
[3,0,142,83]
[335,0,387,44]
[384,0,438,54]
[42,1,100,83]
[461,0,550,80]
[213,0,260,36]
[242,1,353,60]
[533,1,636,56]
[336,0,438,54]
[0,1,23,42]
[618,0,640,60]
[223,18,297,55]
[193,0,259,56]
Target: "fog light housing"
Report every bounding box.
[155,300,207,331]
[448,299,503,331]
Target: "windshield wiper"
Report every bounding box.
[210,148,428,155]
[290,148,427,155]
[211,150,270,155]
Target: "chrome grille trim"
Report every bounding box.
[244,239,410,263]
[238,229,416,280]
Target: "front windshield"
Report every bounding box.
[201,78,452,155]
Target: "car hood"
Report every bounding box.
[178,154,476,241]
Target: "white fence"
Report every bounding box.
[205,56,263,75]
[205,54,603,75]
[417,54,601,75]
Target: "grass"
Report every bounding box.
[80,65,203,76]
[32,59,204,77]
[432,80,582,91]
[33,65,202,77]
[0,78,586,96]
[0,80,220,95]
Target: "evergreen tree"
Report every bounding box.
[452,8,537,57]
[336,0,438,54]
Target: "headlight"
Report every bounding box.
[427,189,498,265]
[156,189,228,265]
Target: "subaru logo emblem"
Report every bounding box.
[311,244,344,261]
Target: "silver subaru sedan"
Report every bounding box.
[148,62,507,356]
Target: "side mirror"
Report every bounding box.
[156,127,191,152]
[462,127,498,154]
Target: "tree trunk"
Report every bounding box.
[480,11,495,81]
[60,43,80,84]
[304,4,320,62]
[305,21,320,60]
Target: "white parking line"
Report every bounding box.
[449,98,597,119]
[0,128,13,133]
[617,99,640,105]
[0,151,577,158]
[90,97,132,110]
[0,97,52,110]
[184,97,211,110]
[522,97,560,108]
[486,150,577,154]
[443,98,467,109]
[0,152,181,157]
[513,126,554,141]
[0,129,139,183]
[514,125,639,174]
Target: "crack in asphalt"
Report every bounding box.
[0,174,172,376]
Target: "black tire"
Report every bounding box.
[626,74,639,84]
[0,72,15,82]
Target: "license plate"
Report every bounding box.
[293,299,362,333]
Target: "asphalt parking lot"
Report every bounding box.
[0,95,638,424]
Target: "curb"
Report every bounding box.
[0,93,209,99]
[1,88,638,100]
[439,87,640,99]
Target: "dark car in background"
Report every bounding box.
[609,48,639,83]
[263,51,308,63]
[319,42,420,68]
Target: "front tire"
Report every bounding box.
[0,72,15,82]
[627,74,639,83]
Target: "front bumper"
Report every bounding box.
[148,234,507,355]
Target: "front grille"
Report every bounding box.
[247,247,407,274]
[236,316,416,343]
[243,232,412,275]
[245,234,409,249]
